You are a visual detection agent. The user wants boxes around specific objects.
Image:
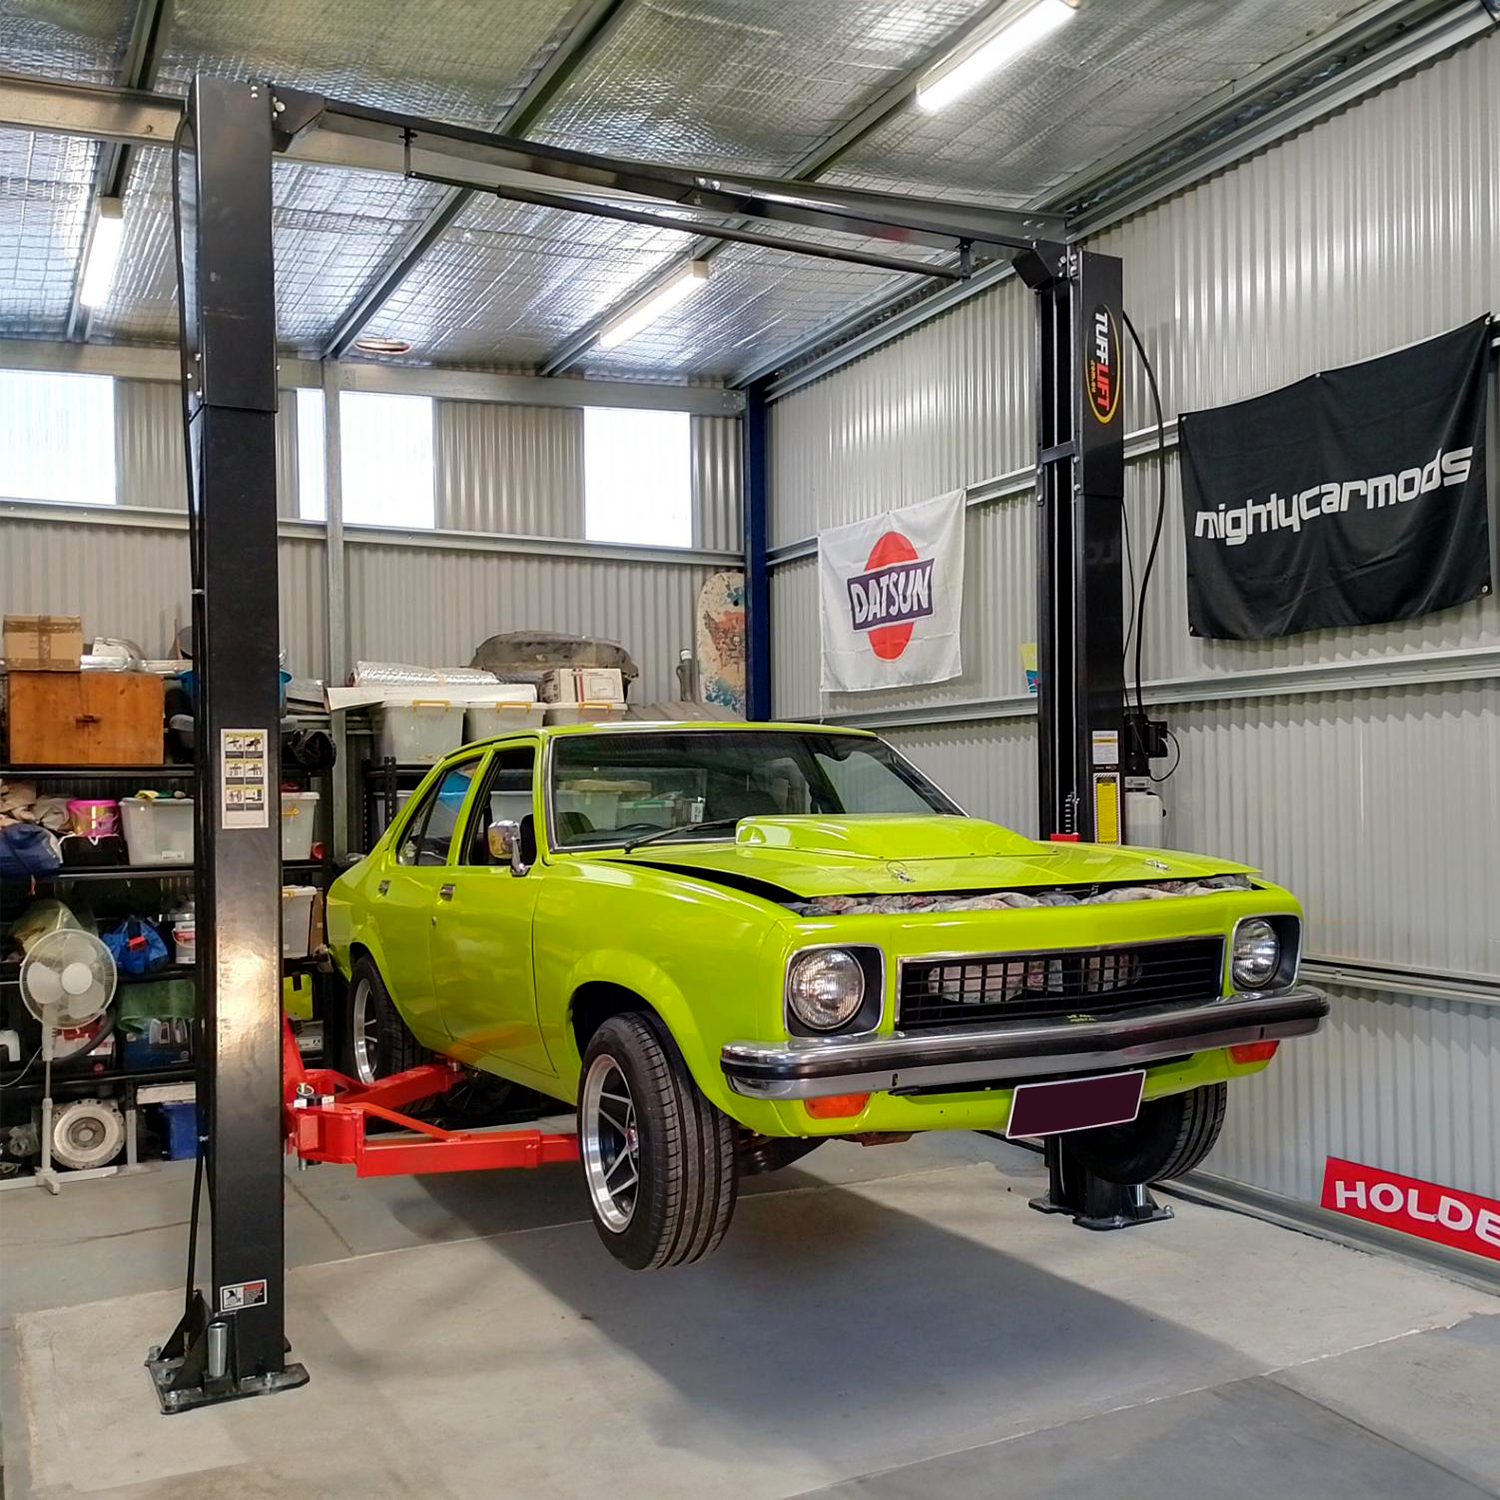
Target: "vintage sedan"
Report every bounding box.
[326,722,1327,1270]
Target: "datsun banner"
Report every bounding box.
[1180,317,1492,639]
[1321,1156,1500,1264]
[819,489,965,692]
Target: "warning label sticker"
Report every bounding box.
[221,729,269,830]
[218,1279,268,1314]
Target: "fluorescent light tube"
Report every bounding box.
[598,261,711,349]
[79,197,125,309]
[916,0,1076,113]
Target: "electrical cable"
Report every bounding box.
[1149,726,1183,784]
[171,115,211,1322]
[1121,489,1138,667]
[0,1045,43,1088]
[1121,308,1166,723]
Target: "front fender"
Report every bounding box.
[560,947,744,1116]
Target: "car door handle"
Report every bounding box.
[376,880,389,896]
[439,884,455,901]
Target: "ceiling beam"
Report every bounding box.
[535,0,1020,375]
[64,0,174,341]
[317,0,631,360]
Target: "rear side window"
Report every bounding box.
[396,760,480,866]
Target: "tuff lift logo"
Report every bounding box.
[1194,445,1475,547]
[1086,304,1120,425]
[845,529,935,661]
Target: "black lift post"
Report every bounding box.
[146,75,308,1411]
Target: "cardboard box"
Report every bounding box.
[539,667,625,704]
[3,614,83,672]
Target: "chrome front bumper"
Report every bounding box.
[720,986,1329,1100]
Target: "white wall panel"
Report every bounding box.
[434,399,584,536]
[880,720,1038,837]
[344,543,712,704]
[768,279,1033,549]
[1207,986,1498,1202]
[0,516,325,679]
[692,414,743,553]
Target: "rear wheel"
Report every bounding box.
[579,1013,738,1270]
[1064,1082,1227,1185]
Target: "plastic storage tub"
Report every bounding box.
[119,796,194,865]
[67,799,119,837]
[158,1102,200,1160]
[465,703,546,741]
[279,791,321,860]
[543,703,628,727]
[282,885,318,959]
[372,702,466,764]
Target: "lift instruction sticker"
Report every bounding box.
[220,729,269,830]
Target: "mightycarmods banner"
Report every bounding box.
[819,489,965,692]
[1180,317,1492,640]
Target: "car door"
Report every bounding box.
[371,754,486,1039]
[428,741,553,1079]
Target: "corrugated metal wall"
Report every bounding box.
[5,388,742,707]
[765,33,1500,1214]
[345,543,715,703]
[115,378,298,516]
[434,399,584,536]
[693,414,743,552]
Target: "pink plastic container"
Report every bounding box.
[67,798,120,838]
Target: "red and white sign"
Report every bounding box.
[819,489,965,693]
[1320,1156,1500,1263]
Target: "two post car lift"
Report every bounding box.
[144,74,1135,1410]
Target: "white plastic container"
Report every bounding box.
[170,905,195,964]
[282,885,318,959]
[279,791,321,861]
[372,702,466,764]
[465,702,546,741]
[119,796,195,866]
[543,703,627,727]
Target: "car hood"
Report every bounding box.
[602,815,1255,900]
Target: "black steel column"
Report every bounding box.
[742,382,772,721]
[148,74,306,1410]
[1032,249,1126,842]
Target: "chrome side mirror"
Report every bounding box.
[487,818,530,876]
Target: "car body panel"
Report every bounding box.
[326,722,1320,1139]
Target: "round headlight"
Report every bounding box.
[1232,919,1280,989]
[787,949,865,1031]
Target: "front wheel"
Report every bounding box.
[1063,1081,1227,1185]
[579,1013,738,1270]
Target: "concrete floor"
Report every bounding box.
[2,1130,1497,1500]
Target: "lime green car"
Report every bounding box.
[327,722,1326,1270]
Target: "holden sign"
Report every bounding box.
[820,489,965,692]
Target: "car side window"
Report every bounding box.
[395,760,480,867]
[463,746,538,866]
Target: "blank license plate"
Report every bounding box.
[1005,1070,1145,1139]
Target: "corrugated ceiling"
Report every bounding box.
[0,0,1440,376]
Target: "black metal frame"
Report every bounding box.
[154,72,1126,1407]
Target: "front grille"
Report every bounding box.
[898,938,1225,1031]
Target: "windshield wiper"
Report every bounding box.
[622,817,742,852]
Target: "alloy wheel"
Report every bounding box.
[581,1054,640,1232]
[350,976,378,1085]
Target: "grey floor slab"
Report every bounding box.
[8,1143,1496,1500]
[790,1370,1499,1500]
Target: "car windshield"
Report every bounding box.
[548,729,961,849]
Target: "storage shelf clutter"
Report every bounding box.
[0,613,336,1180]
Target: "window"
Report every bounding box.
[396,761,479,866]
[296,389,434,528]
[548,730,961,848]
[0,369,115,505]
[463,747,537,865]
[584,407,691,547]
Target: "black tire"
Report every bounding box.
[345,954,431,1082]
[1064,1082,1227,1186]
[579,1013,738,1270]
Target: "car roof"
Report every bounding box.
[454,720,880,754]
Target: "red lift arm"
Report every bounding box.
[282,1021,579,1178]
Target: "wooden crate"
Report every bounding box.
[6,671,165,765]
